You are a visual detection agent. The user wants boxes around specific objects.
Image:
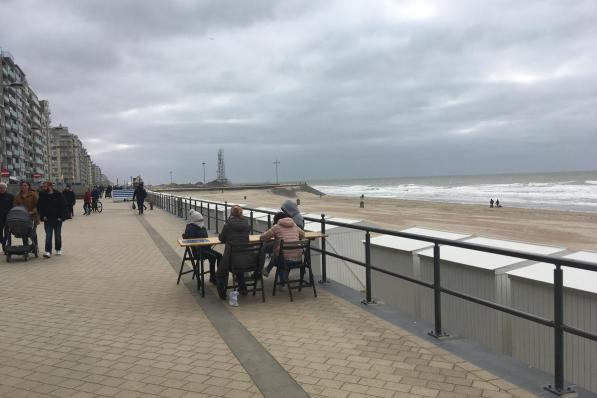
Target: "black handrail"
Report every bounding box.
[147,191,596,395]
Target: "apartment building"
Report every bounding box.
[2,49,109,185]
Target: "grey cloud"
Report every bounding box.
[1,0,595,184]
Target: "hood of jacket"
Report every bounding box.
[277,217,296,228]
[281,199,304,229]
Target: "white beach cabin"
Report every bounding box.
[369,227,470,318]
[417,237,565,353]
[506,251,597,393]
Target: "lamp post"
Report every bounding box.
[202,162,206,184]
[169,170,173,185]
[273,159,280,184]
[0,82,24,180]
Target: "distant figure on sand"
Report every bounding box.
[496,199,501,208]
[490,199,494,208]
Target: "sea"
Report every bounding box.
[310,171,597,213]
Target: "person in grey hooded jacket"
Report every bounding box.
[281,199,304,229]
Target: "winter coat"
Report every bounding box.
[183,223,215,257]
[281,199,304,229]
[14,191,39,225]
[38,191,67,223]
[83,191,92,204]
[218,215,252,272]
[0,192,14,224]
[91,188,100,200]
[133,186,147,202]
[62,189,76,206]
[260,217,305,260]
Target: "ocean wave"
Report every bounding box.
[586,180,597,185]
[312,182,597,213]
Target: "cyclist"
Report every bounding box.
[91,186,100,212]
[83,188,92,215]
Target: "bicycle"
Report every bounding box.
[92,199,103,213]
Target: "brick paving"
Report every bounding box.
[0,201,538,398]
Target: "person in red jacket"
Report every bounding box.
[83,188,92,215]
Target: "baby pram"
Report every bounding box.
[5,206,39,262]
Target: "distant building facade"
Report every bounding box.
[2,49,109,184]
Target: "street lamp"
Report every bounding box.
[273,159,280,184]
[202,162,206,184]
[169,170,173,185]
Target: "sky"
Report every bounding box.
[1,0,596,184]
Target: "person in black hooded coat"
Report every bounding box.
[216,206,251,299]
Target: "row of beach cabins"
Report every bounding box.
[151,194,597,394]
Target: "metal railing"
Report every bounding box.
[148,191,597,396]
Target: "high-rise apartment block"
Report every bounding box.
[1,49,109,186]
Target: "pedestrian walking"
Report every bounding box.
[62,185,76,219]
[83,188,92,215]
[132,182,147,215]
[13,181,39,246]
[37,182,66,258]
[0,182,14,252]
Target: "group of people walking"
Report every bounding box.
[182,199,305,301]
[489,198,502,208]
[0,181,68,258]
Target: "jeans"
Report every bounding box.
[44,221,62,253]
[0,222,8,251]
[277,259,301,283]
[137,200,144,215]
[192,246,222,281]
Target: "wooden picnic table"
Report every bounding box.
[176,231,326,297]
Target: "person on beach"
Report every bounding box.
[496,199,501,208]
[132,182,147,215]
[0,182,14,252]
[13,181,39,245]
[183,210,222,284]
[37,182,67,258]
[83,188,92,215]
[490,199,494,208]
[216,205,250,299]
[260,213,305,283]
[62,185,76,219]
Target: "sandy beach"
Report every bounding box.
[169,187,597,252]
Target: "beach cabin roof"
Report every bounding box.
[506,251,597,294]
[370,227,469,252]
[418,237,565,271]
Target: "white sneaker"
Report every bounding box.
[43,252,51,258]
[56,250,62,256]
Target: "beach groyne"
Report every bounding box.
[153,182,326,196]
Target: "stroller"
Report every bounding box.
[5,206,39,262]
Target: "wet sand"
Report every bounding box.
[171,188,597,252]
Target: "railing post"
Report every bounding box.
[318,214,328,284]
[267,213,272,229]
[545,264,575,396]
[224,201,228,220]
[215,204,219,232]
[361,231,375,304]
[429,243,448,338]
[200,201,203,214]
[207,203,211,230]
[250,211,254,234]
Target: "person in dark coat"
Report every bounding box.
[183,210,222,284]
[37,181,67,258]
[132,183,147,215]
[62,185,76,219]
[216,206,251,299]
[0,182,14,252]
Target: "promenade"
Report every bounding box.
[0,201,538,398]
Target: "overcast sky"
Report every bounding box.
[1,0,596,184]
